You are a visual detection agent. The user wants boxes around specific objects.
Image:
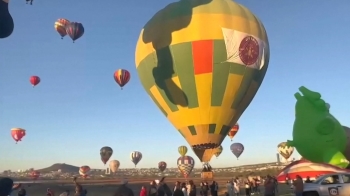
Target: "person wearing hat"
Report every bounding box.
[113,178,134,196]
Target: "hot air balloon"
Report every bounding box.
[177,156,195,178]
[109,160,120,173]
[25,0,33,5]
[79,166,91,178]
[11,128,26,143]
[31,171,40,181]
[114,69,130,90]
[278,142,294,160]
[100,146,113,165]
[230,143,244,159]
[135,0,269,163]
[130,151,142,167]
[213,145,223,158]
[178,146,188,156]
[55,18,70,39]
[0,0,14,39]
[158,161,167,172]
[228,123,239,141]
[30,76,40,87]
[66,22,84,43]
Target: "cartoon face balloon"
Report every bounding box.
[288,86,348,168]
[135,0,269,162]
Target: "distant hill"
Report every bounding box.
[37,163,79,173]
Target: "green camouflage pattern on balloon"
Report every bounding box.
[287,86,349,168]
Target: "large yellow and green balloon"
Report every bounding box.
[135,0,269,162]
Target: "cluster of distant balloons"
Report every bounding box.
[11,124,244,178]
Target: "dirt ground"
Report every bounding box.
[12,178,293,196]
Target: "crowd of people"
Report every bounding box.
[0,175,307,196]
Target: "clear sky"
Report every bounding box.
[1,0,350,171]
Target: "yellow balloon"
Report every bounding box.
[178,145,188,156]
[135,0,269,161]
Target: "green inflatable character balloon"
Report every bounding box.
[287,86,349,168]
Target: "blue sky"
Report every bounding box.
[1,0,350,171]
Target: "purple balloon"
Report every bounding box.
[230,143,244,159]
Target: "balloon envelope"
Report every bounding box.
[130,151,142,166]
[230,143,244,158]
[109,160,120,173]
[114,69,131,88]
[135,0,269,162]
[178,146,188,156]
[100,146,113,164]
[177,156,195,178]
[228,123,239,141]
[277,142,294,160]
[158,161,167,172]
[11,128,26,143]
[79,166,91,176]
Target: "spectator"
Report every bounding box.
[293,175,304,196]
[305,176,312,183]
[113,178,134,196]
[233,180,239,196]
[226,181,233,196]
[173,181,184,196]
[188,180,196,196]
[148,180,157,196]
[210,181,218,196]
[244,180,250,196]
[140,186,147,196]
[181,182,188,196]
[264,176,275,196]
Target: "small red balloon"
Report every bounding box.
[29,76,40,87]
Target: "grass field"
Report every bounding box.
[12,178,295,196]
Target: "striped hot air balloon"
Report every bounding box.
[178,146,188,156]
[135,0,269,162]
[66,22,84,43]
[114,69,130,89]
[177,156,195,178]
[54,18,70,39]
[130,151,142,167]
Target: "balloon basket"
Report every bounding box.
[201,171,214,180]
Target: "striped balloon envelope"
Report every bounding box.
[177,156,195,178]
[130,151,142,167]
[135,0,269,162]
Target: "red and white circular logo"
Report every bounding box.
[239,36,260,66]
